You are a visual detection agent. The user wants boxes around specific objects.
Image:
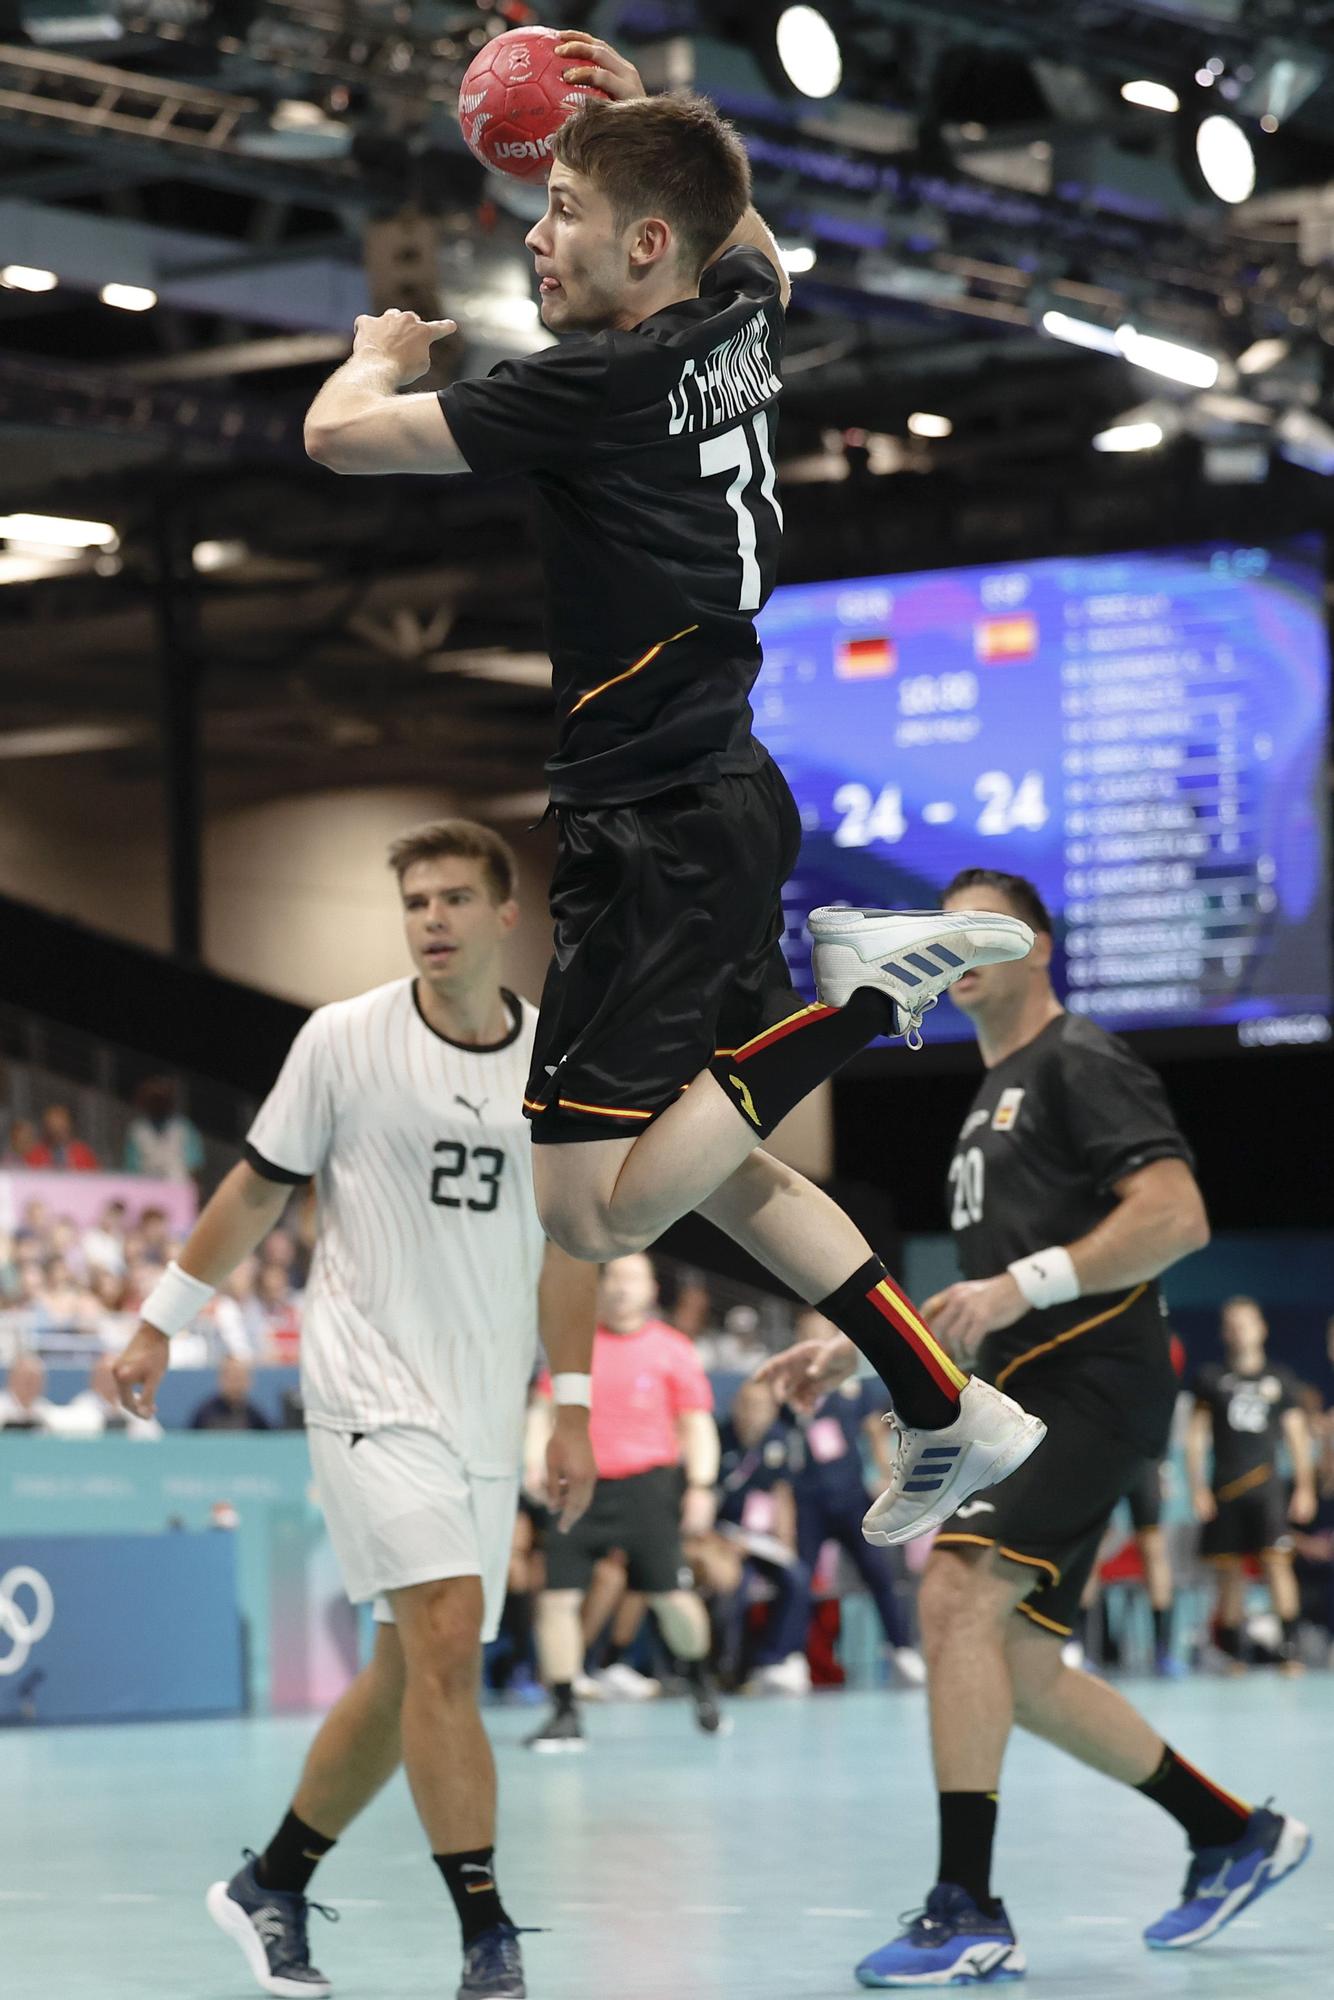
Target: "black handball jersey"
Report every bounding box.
[1193,1361,1302,1495]
[948,1011,1194,1452]
[439,245,784,806]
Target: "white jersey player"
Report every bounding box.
[115,819,597,2000]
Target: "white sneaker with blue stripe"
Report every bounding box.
[856,1883,1026,1986]
[810,908,1035,1049]
[1143,1806,1311,1949]
[863,1378,1046,1547]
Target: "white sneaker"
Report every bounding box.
[595,1662,661,1701]
[573,1672,604,1701]
[862,1377,1046,1546]
[889,1646,927,1687]
[809,907,1035,1049]
[746,1653,812,1696]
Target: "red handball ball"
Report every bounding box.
[457,25,608,183]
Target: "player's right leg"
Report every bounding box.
[207,1626,405,1997]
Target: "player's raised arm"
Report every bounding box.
[305,309,470,475]
[112,1160,295,1416]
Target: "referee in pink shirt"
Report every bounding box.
[524,1252,725,1748]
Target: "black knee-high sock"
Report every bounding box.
[937,1792,1000,1912]
[255,1809,337,1896]
[434,1848,514,1947]
[818,1257,965,1431]
[1152,1602,1173,1657]
[1136,1746,1252,1849]
[710,987,894,1138]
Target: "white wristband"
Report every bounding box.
[1007,1247,1080,1312]
[552,1372,593,1408]
[141,1259,217,1337]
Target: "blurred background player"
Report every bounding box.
[765,867,1308,1986]
[781,1311,924,1687]
[1189,1295,1317,1675]
[301,35,1042,1546]
[710,1376,812,1695]
[114,818,597,2000]
[524,1251,726,1748]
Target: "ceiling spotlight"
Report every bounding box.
[775,6,843,101]
[1117,325,1220,389]
[1121,81,1179,114]
[1194,114,1255,203]
[1040,310,1123,356]
[1093,420,1165,453]
[778,243,817,274]
[1,265,58,292]
[100,282,157,311]
[907,411,953,439]
[0,512,118,550]
[1236,337,1289,376]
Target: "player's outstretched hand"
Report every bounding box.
[113,1322,171,1418]
[557,31,645,102]
[1289,1485,1318,1526]
[352,308,458,386]
[755,1334,858,1414]
[921,1275,1028,1360]
[1192,1486,1218,1524]
[546,1411,598,1533]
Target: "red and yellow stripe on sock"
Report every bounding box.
[868,1273,968,1399]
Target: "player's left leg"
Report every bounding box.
[647,1588,727,1735]
[1260,1544,1304,1674]
[1005,1616,1312,1948]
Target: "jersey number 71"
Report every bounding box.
[699,411,783,612]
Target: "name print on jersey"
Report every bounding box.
[668,312,781,437]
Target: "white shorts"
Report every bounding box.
[308,1424,519,1639]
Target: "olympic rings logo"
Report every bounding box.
[0,1567,55,1677]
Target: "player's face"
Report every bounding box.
[598,1252,658,1332]
[942,886,1050,1020]
[400,856,517,994]
[527,168,644,333]
[1222,1302,1267,1363]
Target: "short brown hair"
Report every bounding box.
[554,92,752,278]
[386,818,517,905]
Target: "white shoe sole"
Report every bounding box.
[1145,1818,1312,1948]
[858,1941,1027,1986]
[863,1409,1047,1547]
[527,1736,586,1753]
[206,1883,333,1999]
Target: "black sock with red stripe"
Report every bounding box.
[817,1256,963,1430]
[1136,1745,1252,1850]
[710,987,894,1138]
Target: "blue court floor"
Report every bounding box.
[4,1680,1330,2000]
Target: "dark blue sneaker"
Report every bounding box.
[1143,1806,1311,1948]
[206,1851,336,1996]
[856,1884,1026,1986]
[458,1922,526,1999]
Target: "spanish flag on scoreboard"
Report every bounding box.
[974,613,1038,663]
[835,634,898,679]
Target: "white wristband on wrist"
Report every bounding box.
[552,1372,593,1408]
[140,1259,217,1337]
[1007,1247,1080,1312]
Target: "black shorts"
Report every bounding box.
[543,1464,693,1596]
[1124,1460,1164,1532]
[934,1386,1147,1638]
[1202,1474,1292,1558]
[524,760,803,1143]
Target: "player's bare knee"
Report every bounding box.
[919,1550,989,1652]
[397,1579,483,1697]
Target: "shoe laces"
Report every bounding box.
[239,1851,338,1968]
[896,1904,945,1942]
[467,1923,536,1978]
[894,993,938,1053]
[879,1411,915,1485]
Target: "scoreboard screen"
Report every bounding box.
[754,537,1331,1053]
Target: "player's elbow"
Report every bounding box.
[1169,1189,1210,1260]
[304,421,362,472]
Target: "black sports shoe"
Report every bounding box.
[206,1851,337,1996]
[690,1673,731,1736]
[524,1706,586,1753]
[458,1921,527,1999]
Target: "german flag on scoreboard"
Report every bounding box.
[835,634,898,679]
[974,613,1038,663]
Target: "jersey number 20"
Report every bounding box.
[948,1146,985,1229]
[699,412,783,611]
